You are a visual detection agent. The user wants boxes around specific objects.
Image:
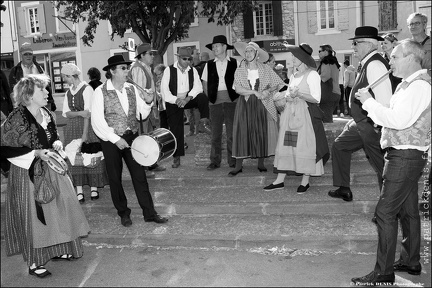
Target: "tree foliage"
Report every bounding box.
[54,0,256,58]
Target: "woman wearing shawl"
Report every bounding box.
[264,44,330,193]
[1,74,90,278]
[230,42,285,176]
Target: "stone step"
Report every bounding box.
[79,212,430,251]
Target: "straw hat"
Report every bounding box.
[283,43,316,68]
[234,41,269,63]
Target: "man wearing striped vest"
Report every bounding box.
[352,39,431,286]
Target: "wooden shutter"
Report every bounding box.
[17,6,28,36]
[243,7,254,39]
[272,1,283,36]
[337,1,349,30]
[37,4,46,34]
[378,1,397,31]
[307,1,318,34]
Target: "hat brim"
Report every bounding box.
[233,42,269,63]
[348,35,384,41]
[205,43,234,50]
[284,45,316,68]
[102,60,133,71]
[135,49,158,58]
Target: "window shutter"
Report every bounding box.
[37,4,46,34]
[307,1,318,33]
[378,1,397,31]
[17,6,28,36]
[337,1,349,30]
[272,1,283,36]
[243,7,254,39]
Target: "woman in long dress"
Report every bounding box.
[61,63,109,203]
[1,74,90,278]
[230,42,284,176]
[264,43,329,193]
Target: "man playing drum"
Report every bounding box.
[91,55,168,227]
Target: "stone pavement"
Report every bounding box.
[1,115,431,287]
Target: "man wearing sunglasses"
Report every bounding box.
[128,43,166,174]
[160,47,211,168]
[407,12,431,76]
[328,26,393,205]
[9,42,56,111]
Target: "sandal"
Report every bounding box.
[77,193,85,204]
[29,265,52,278]
[52,254,73,261]
[90,190,99,200]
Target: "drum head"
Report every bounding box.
[131,135,159,166]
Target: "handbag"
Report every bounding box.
[33,158,57,204]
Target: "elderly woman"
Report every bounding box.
[62,63,109,203]
[229,42,285,176]
[1,74,90,278]
[264,44,330,192]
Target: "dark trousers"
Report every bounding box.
[166,93,209,157]
[100,132,157,219]
[374,149,426,274]
[332,119,384,189]
[209,102,236,167]
[159,110,169,129]
[333,84,345,114]
[320,92,340,123]
[345,86,352,115]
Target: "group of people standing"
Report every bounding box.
[0,10,430,284]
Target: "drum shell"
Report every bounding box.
[131,128,176,166]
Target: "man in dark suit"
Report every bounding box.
[201,35,239,170]
[328,26,393,202]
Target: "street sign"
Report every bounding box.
[128,38,136,60]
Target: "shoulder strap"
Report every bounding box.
[421,36,430,46]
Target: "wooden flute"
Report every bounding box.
[364,69,393,90]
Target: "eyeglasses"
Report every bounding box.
[117,66,130,70]
[181,57,193,61]
[407,21,422,27]
[23,53,33,56]
[352,40,368,46]
[146,52,156,56]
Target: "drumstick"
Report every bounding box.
[364,69,392,90]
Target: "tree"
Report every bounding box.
[54,1,257,63]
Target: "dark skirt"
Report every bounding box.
[232,95,277,158]
[64,116,109,187]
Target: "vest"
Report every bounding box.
[128,61,153,89]
[350,53,392,123]
[66,84,88,111]
[102,82,139,136]
[168,65,194,96]
[381,73,431,149]
[207,58,239,103]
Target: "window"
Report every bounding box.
[17,3,46,36]
[318,1,335,30]
[378,1,397,31]
[254,1,273,36]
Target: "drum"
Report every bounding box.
[44,151,68,175]
[131,128,177,166]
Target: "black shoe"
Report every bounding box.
[297,184,310,193]
[328,187,353,202]
[52,254,73,261]
[351,271,394,286]
[207,163,220,170]
[90,190,99,200]
[172,156,180,168]
[228,169,242,177]
[121,215,132,227]
[148,164,166,172]
[145,215,168,224]
[77,193,85,204]
[393,259,422,275]
[258,167,267,172]
[29,266,52,278]
[263,182,284,191]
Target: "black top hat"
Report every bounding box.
[348,26,384,41]
[103,55,133,71]
[206,35,234,50]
